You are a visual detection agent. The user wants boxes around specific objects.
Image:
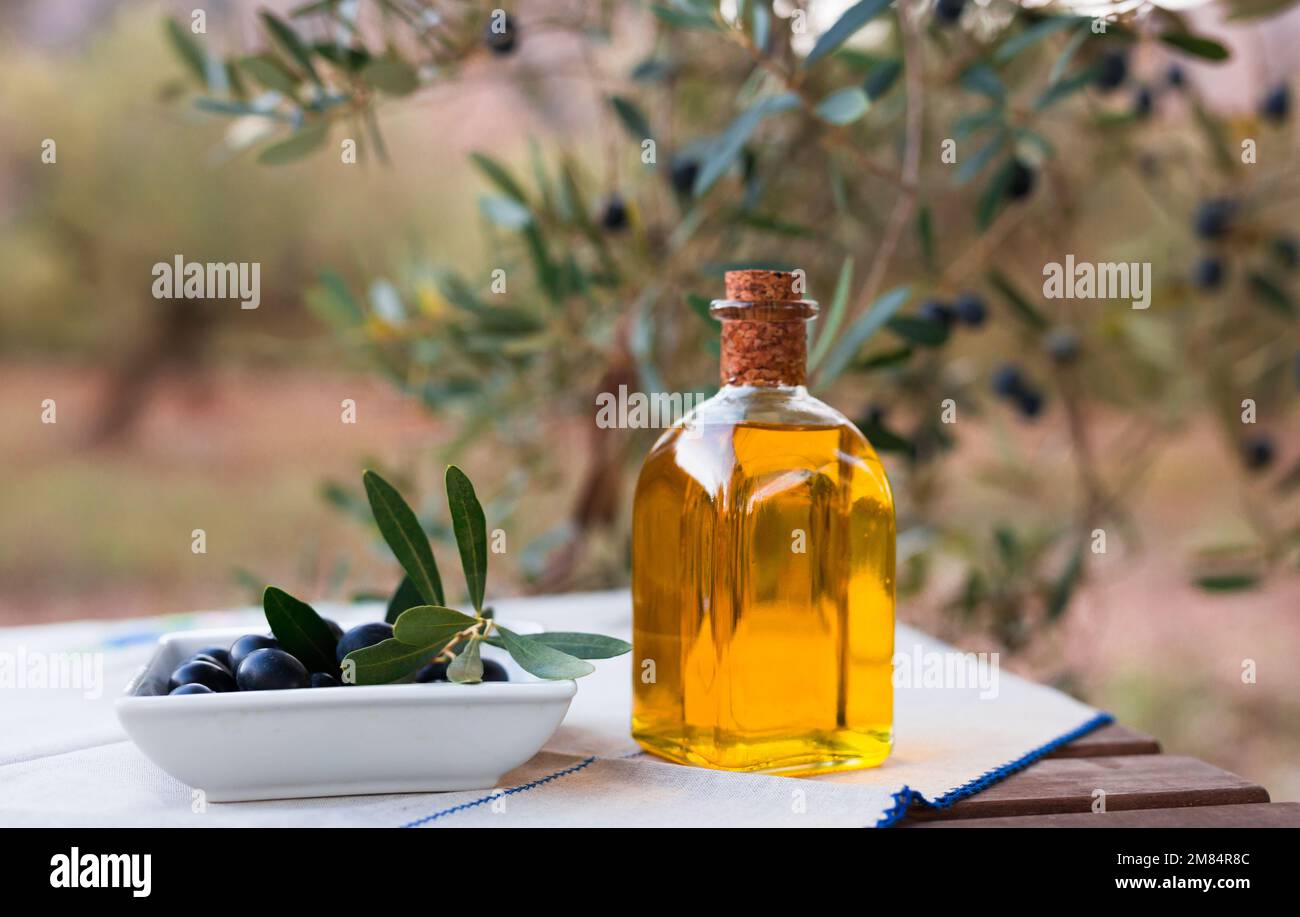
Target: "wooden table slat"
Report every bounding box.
[901,755,1270,822]
[1045,723,1161,759]
[904,802,1300,828]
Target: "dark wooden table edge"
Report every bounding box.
[893,722,1298,828]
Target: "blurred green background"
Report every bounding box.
[1,0,1298,799]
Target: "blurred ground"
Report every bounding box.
[0,361,434,625]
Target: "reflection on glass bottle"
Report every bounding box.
[632,270,895,774]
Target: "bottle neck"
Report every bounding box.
[718,318,808,387]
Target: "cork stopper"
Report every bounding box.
[724,270,799,303]
[713,270,817,387]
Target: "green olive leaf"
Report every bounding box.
[385,574,424,625]
[342,637,440,685]
[257,122,329,165]
[240,54,299,95]
[260,9,321,85]
[362,55,419,96]
[495,626,594,679]
[393,604,478,647]
[485,631,630,659]
[363,470,445,607]
[609,95,653,141]
[263,586,338,674]
[693,93,799,197]
[447,637,484,683]
[445,465,488,612]
[808,257,853,371]
[469,151,529,203]
[814,87,870,126]
[1159,32,1230,62]
[165,18,209,86]
[803,0,893,69]
[993,16,1083,64]
[814,285,911,387]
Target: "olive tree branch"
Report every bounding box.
[726,21,909,190]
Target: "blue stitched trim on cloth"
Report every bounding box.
[400,713,1113,828]
[401,755,598,827]
[874,712,1115,828]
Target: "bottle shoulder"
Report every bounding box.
[636,387,892,508]
[678,385,859,431]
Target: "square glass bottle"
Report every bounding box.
[631,270,895,774]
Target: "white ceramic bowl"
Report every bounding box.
[116,626,575,802]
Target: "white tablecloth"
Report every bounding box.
[0,591,1108,827]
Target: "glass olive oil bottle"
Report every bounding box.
[631,270,895,774]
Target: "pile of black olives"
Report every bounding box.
[166,621,507,694]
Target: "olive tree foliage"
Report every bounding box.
[167,0,1300,653]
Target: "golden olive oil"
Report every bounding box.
[630,270,896,774]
